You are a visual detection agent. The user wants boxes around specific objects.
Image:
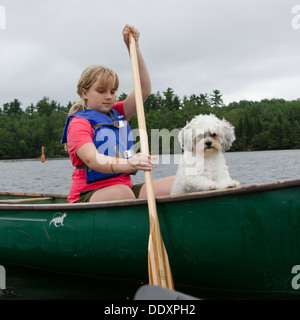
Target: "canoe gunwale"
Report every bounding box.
[0,178,299,211]
[0,197,54,204]
[0,192,67,199]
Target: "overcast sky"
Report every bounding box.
[0,0,300,110]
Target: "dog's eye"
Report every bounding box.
[211,133,217,137]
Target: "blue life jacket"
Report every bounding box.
[61,109,135,184]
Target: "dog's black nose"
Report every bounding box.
[205,140,212,147]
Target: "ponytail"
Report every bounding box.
[68,99,87,116]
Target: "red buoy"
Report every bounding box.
[41,146,45,163]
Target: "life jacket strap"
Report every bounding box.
[76,163,88,170]
[115,145,134,159]
[93,120,128,131]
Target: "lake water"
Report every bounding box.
[0,149,300,195]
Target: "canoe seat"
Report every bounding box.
[0,197,53,204]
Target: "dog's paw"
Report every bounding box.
[204,182,218,190]
[227,180,240,188]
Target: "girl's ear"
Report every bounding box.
[81,88,88,99]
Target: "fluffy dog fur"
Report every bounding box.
[171,114,239,195]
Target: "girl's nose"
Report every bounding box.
[106,91,112,99]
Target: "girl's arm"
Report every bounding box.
[122,24,151,120]
[76,142,154,174]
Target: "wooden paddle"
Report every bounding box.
[129,32,174,290]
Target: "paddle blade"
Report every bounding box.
[148,223,174,290]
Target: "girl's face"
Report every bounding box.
[81,76,117,113]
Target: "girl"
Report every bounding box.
[62,25,174,203]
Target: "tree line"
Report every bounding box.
[0,89,300,159]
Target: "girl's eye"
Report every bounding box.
[97,89,116,94]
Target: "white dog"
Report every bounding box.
[171,114,239,195]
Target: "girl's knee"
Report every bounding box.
[116,185,135,200]
[138,176,175,198]
[90,185,135,202]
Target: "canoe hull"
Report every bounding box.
[1,180,300,297]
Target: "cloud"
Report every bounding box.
[0,0,300,109]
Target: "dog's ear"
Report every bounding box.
[221,119,236,151]
[178,125,194,151]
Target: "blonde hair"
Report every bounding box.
[64,65,119,151]
[68,65,119,116]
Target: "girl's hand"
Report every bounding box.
[128,153,155,172]
[113,153,156,174]
[123,24,140,50]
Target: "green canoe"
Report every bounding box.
[0,179,300,298]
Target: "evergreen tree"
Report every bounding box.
[3,99,23,115]
[209,90,224,107]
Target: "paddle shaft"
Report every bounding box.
[128,32,174,290]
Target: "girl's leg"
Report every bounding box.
[89,184,135,202]
[138,176,175,198]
